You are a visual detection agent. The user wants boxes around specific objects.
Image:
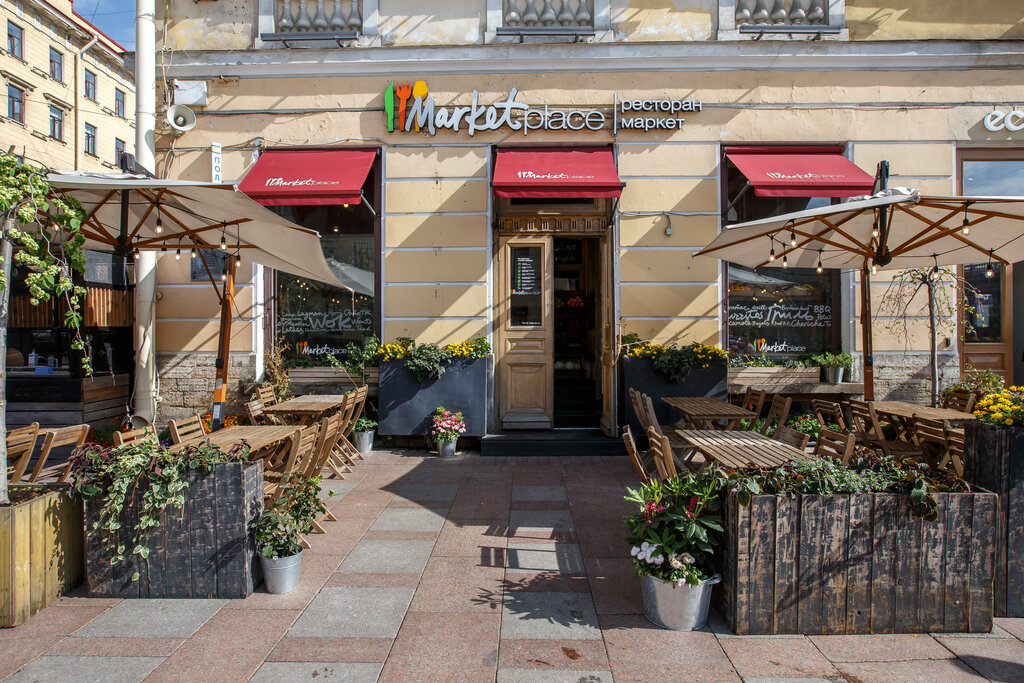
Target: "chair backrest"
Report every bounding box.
[944,425,966,476]
[760,395,792,435]
[646,425,677,479]
[258,385,278,407]
[814,428,857,464]
[244,400,265,425]
[943,389,977,414]
[168,414,206,445]
[811,399,847,432]
[629,388,651,432]
[641,393,664,436]
[7,423,39,483]
[264,427,304,507]
[27,424,90,483]
[740,388,767,421]
[622,426,650,484]
[773,425,810,452]
[342,385,369,437]
[113,425,156,446]
[308,412,344,477]
[913,414,948,449]
[292,422,321,476]
[847,399,884,443]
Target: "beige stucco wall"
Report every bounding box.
[847,1,1024,41]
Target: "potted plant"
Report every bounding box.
[810,351,854,384]
[624,470,725,631]
[352,416,377,453]
[430,405,466,458]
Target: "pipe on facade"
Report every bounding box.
[73,35,99,170]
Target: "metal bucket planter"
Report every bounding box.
[437,440,457,458]
[353,430,374,454]
[261,551,302,594]
[641,573,720,631]
[822,366,845,384]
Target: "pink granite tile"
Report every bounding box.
[995,617,1024,642]
[0,638,59,679]
[934,635,1024,681]
[0,605,109,639]
[267,637,393,663]
[809,633,955,663]
[433,520,509,557]
[324,572,422,589]
[584,556,643,615]
[502,572,590,594]
[361,530,439,542]
[409,556,505,614]
[378,612,500,683]
[510,501,572,511]
[497,639,609,670]
[600,614,740,682]
[835,658,987,682]
[718,635,840,679]
[46,636,184,657]
[575,524,632,558]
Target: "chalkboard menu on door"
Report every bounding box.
[510,246,543,327]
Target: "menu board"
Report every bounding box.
[510,246,543,326]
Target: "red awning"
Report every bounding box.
[726,146,875,198]
[239,149,376,206]
[493,147,623,199]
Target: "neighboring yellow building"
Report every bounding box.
[144,1,1024,431]
[0,0,135,171]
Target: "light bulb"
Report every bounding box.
[871,264,878,275]
[768,248,775,262]
[155,217,163,234]
[962,217,970,235]
[343,203,349,208]
[175,248,181,260]
[220,238,227,250]
[782,254,788,268]
[191,249,197,259]
[986,265,994,278]
[234,253,242,265]
[220,271,227,281]
[816,264,823,274]
[790,232,797,247]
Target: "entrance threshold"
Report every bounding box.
[480,429,625,457]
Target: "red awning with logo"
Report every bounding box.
[725,146,875,198]
[238,149,376,206]
[492,147,623,199]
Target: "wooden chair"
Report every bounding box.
[772,425,810,452]
[244,400,266,426]
[913,414,956,472]
[812,399,847,432]
[622,426,652,484]
[759,395,792,435]
[113,425,157,446]
[326,391,359,479]
[847,399,921,461]
[305,414,345,531]
[646,425,677,480]
[7,423,39,484]
[264,425,317,508]
[27,424,90,483]
[942,425,966,477]
[813,428,857,464]
[737,388,767,422]
[168,414,206,445]
[258,385,279,407]
[942,389,977,414]
[343,385,369,461]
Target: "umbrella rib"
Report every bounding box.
[891,214,1008,264]
[887,204,963,255]
[914,201,1024,223]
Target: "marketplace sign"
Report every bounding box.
[383,81,702,136]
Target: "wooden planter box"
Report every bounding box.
[288,367,379,398]
[378,357,489,437]
[716,491,996,635]
[727,366,821,387]
[965,422,1024,617]
[622,357,727,440]
[0,484,84,627]
[85,460,263,599]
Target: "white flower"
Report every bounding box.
[680,552,695,565]
[669,555,684,570]
[676,578,687,588]
[630,546,641,557]
[653,555,664,566]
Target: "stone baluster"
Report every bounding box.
[806,0,826,24]
[557,0,574,25]
[751,0,769,24]
[522,0,540,25]
[329,0,345,29]
[312,0,328,29]
[575,0,591,25]
[505,0,522,26]
[789,0,807,24]
[279,0,295,31]
[735,0,752,25]
[346,0,362,31]
[769,0,787,24]
[539,0,557,25]
[294,0,312,30]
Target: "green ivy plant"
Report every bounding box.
[354,417,377,432]
[250,509,303,560]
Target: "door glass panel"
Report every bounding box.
[510,246,543,327]
[964,262,1002,343]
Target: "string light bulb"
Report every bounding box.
[769,247,775,262]
[175,247,181,260]
[191,247,197,259]
[789,231,797,247]
[220,222,228,250]
[986,250,995,278]
[782,253,788,268]
[816,250,823,274]
[871,264,878,275]
[154,201,163,234]
[962,202,972,235]
[871,221,879,239]
[220,271,227,282]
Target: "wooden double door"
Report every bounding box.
[495,233,617,434]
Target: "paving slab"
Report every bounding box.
[506,543,585,574]
[497,668,611,682]
[369,507,448,532]
[288,587,415,639]
[497,639,609,671]
[268,637,393,663]
[719,636,840,679]
[337,539,434,574]
[508,510,575,536]
[995,617,1024,641]
[834,658,988,682]
[600,614,740,682]
[511,485,568,502]
[4,655,164,682]
[320,480,357,502]
[71,599,226,639]
[501,592,601,640]
[378,611,500,682]
[433,520,509,557]
[934,634,1024,681]
[809,633,954,663]
[394,483,460,502]
[409,556,505,613]
[250,662,383,682]
[583,556,643,615]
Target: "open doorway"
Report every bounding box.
[553,237,602,428]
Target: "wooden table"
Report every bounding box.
[662,396,754,430]
[871,401,975,424]
[674,429,806,470]
[264,394,347,424]
[173,425,300,462]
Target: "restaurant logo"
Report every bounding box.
[984,108,1024,132]
[265,177,340,187]
[296,341,347,357]
[517,171,596,180]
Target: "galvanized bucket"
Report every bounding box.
[823,366,845,384]
[353,430,374,453]
[437,440,457,458]
[261,551,302,594]
[641,573,720,631]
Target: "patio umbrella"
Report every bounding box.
[46,171,352,429]
[695,189,1024,399]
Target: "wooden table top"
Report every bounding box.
[662,396,755,420]
[675,429,806,470]
[264,394,348,415]
[871,401,975,422]
[172,426,299,455]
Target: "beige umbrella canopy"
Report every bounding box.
[695,190,1024,399]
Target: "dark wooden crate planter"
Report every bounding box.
[0,484,84,627]
[965,422,1024,617]
[378,357,489,437]
[716,491,996,635]
[622,357,727,439]
[85,460,263,599]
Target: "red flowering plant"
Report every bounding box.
[624,467,730,587]
[429,405,466,443]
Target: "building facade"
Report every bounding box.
[149,1,1024,429]
[0,0,135,172]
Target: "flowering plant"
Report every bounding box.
[430,405,466,443]
[624,469,726,587]
[444,337,491,359]
[620,334,727,384]
[974,387,1024,427]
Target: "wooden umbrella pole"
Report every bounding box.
[212,254,238,431]
[861,264,875,401]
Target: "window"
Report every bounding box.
[114,137,125,166]
[7,84,24,123]
[48,105,63,141]
[84,123,96,156]
[7,22,23,59]
[114,88,125,118]
[49,47,62,82]
[84,69,96,101]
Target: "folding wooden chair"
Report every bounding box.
[759,395,792,435]
[812,399,847,432]
[244,400,267,426]
[7,423,39,484]
[622,426,652,484]
[813,428,856,465]
[258,385,279,407]
[168,414,205,445]
[772,425,810,452]
[913,414,953,472]
[646,426,677,480]
[28,424,90,483]
[847,399,921,461]
[264,425,317,508]
[304,414,345,532]
[344,385,369,460]
[113,425,157,446]
[324,391,358,479]
[942,389,977,414]
[737,388,767,422]
[942,424,966,477]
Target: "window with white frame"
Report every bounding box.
[49,104,63,141]
[49,47,63,82]
[84,122,97,156]
[114,137,125,166]
[84,69,96,101]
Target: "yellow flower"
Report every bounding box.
[1006,418,1014,426]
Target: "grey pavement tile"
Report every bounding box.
[743,679,844,683]
[506,543,585,574]
[995,617,1024,641]
[497,669,611,683]
[834,659,987,682]
[395,483,460,502]
[934,634,1024,681]
[5,655,164,683]
[320,480,358,502]
[71,599,226,638]
[932,624,1014,638]
[509,510,575,534]
[370,507,448,532]
[501,591,601,640]
[250,662,383,682]
[338,539,434,574]
[288,587,415,638]
[808,633,954,663]
[511,485,567,502]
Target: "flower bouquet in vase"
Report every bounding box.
[430,406,466,458]
[625,470,725,630]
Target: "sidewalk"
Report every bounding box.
[1,451,1022,682]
